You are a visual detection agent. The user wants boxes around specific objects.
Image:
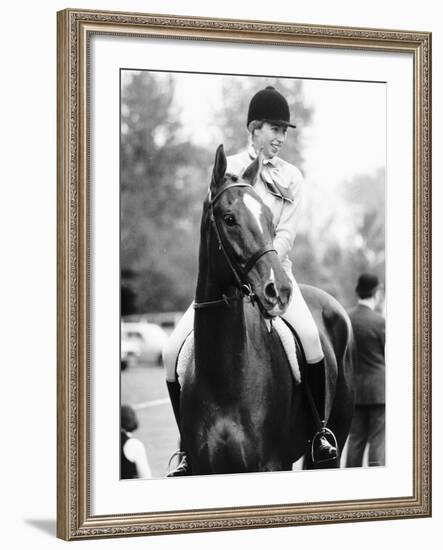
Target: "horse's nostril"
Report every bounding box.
[279,285,292,306]
[265,282,278,300]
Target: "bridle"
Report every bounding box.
[194,180,277,310]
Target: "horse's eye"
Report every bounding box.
[223,214,236,227]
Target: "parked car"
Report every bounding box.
[123,311,184,335]
[121,322,169,367]
[120,330,141,370]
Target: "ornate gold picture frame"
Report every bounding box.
[57,8,431,540]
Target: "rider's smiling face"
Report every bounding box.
[252,122,288,159]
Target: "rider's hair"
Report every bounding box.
[247,120,265,134]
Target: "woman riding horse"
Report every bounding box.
[164,86,339,475]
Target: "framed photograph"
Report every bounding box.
[57,8,431,540]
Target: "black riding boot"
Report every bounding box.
[305,359,338,464]
[166,380,190,476]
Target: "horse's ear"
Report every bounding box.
[211,144,227,191]
[242,150,262,186]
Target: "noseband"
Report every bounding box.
[194,181,277,310]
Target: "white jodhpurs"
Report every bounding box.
[281,272,324,364]
[162,272,324,382]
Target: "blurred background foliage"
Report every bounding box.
[121,71,385,316]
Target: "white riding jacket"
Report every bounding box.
[226,146,303,273]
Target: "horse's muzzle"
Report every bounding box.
[260,279,292,317]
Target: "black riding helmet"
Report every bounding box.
[247,86,296,128]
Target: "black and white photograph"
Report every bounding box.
[2,0,439,545]
[120,70,386,479]
[53,6,431,542]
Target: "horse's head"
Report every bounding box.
[201,144,292,318]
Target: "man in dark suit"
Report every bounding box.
[346,273,386,467]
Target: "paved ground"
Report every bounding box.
[121,360,179,478]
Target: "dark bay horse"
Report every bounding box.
[180,145,354,474]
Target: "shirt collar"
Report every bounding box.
[358,297,376,310]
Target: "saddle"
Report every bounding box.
[176,318,302,387]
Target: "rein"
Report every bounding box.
[194,180,277,310]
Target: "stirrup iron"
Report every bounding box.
[167,449,185,474]
[311,423,338,464]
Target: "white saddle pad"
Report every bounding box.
[176,319,301,387]
[271,317,301,384]
[176,331,194,388]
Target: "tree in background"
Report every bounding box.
[121,71,385,315]
[215,76,386,308]
[292,168,385,308]
[121,71,211,313]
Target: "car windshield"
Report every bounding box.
[124,331,143,341]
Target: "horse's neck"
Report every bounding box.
[195,248,226,304]
[194,296,252,377]
[194,295,247,346]
[194,234,262,378]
